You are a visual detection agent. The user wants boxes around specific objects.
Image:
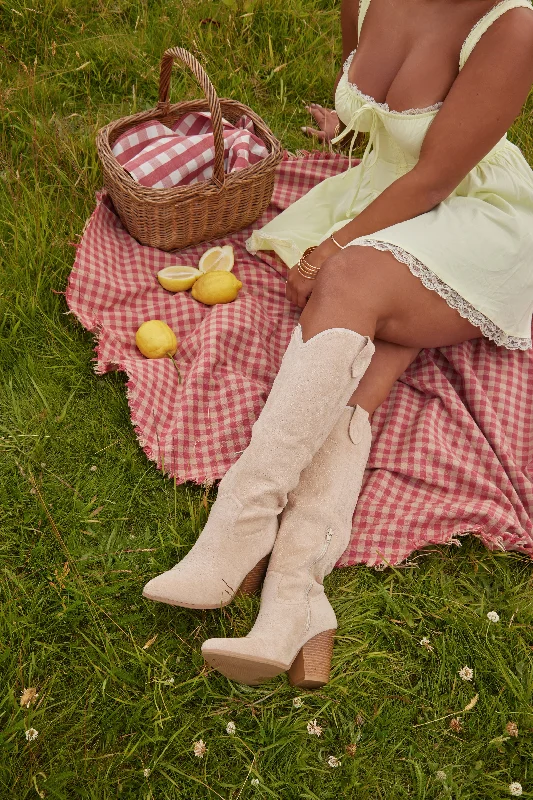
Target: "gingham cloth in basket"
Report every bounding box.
[111,111,269,188]
[66,151,533,568]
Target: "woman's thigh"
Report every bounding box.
[301,244,484,350]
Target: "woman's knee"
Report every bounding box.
[312,249,395,325]
[314,249,377,298]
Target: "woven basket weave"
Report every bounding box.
[96,47,283,251]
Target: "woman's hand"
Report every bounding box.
[301,104,339,143]
[286,238,340,308]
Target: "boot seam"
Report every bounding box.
[304,527,334,632]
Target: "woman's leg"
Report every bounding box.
[143,282,375,609]
[299,245,482,348]
[349,338,421,415]
[202,246,483,686]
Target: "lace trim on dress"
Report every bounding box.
[351,238,532,350]
[342,50,443,116]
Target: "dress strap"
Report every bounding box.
[357,0,373,40]
[459,0,533,70]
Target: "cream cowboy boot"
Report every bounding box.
[201,404,372,685]
[142,327,374,609]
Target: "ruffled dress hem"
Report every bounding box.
[350,238,532,350]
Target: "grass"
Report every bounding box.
[1,0,533,797]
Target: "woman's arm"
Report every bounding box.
[287,9,533,308]
[336,0,359,91]
[304,0,359,140]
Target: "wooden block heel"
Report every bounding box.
[235,554,270,597]
[287,629,335,689]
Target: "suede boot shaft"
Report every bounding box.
[202,405,373,682]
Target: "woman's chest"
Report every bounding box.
[350,0,500,112]
[334,74,437,162]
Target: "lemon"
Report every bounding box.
[157,265,202,292]
[191,271,243,305]
[135,320,178,358]
[198,245,234,273]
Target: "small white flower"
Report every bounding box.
[251,778,260,787]
[193,739,206,758]
[419,636,434,652]
[164,677,175,685]
[226,721,236,735]
[458,665,474,681]
[307,719,323,737]
[90,465,97,472]
[292,697,303,708]
[327,755,341,768]
[487,611,500,623]
[25,728,39,741]
[143,768,151,777]
[436,770,447,782]
[509,782,523,796]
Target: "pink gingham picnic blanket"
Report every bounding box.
[66,151,533,568]
[111,112,268,188]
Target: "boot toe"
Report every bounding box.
[142,571,233,609]
[201,637,288,685]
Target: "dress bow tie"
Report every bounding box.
[331,102,381,202]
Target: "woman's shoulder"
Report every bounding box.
[462,4,533,68]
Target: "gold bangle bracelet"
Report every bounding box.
[297,267,319,280]
[300,246,317,261]
[297,264,320,280]
[330,233,344,250]
[297,258,319,276]
[296,246,320,279]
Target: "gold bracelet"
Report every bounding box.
[296,246,319,280]
[297,259,319,278]
[298,264,319,280]
[330,233,344,250]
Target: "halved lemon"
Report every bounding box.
[198,245,234,273]
[157,265,202,292]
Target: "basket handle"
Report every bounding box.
[158,47,225,188]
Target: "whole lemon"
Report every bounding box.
[135,320,178,358]
[191,271,243,305]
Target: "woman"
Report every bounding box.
[143,0,533,688]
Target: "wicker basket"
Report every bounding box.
[96,47,283,251]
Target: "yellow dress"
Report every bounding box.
[246,0,533,350]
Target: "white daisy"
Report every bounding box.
[292,697,303,708]
[327,755,341,768]
[307,719,323,737]
[25,728,38,741]
[226,721,236,735]
[143,768,151,777]
[487,611,500,623]
[509,782,523,796]
[458,665,474,681]
[251,778,260,787]
[436,770,447,781]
